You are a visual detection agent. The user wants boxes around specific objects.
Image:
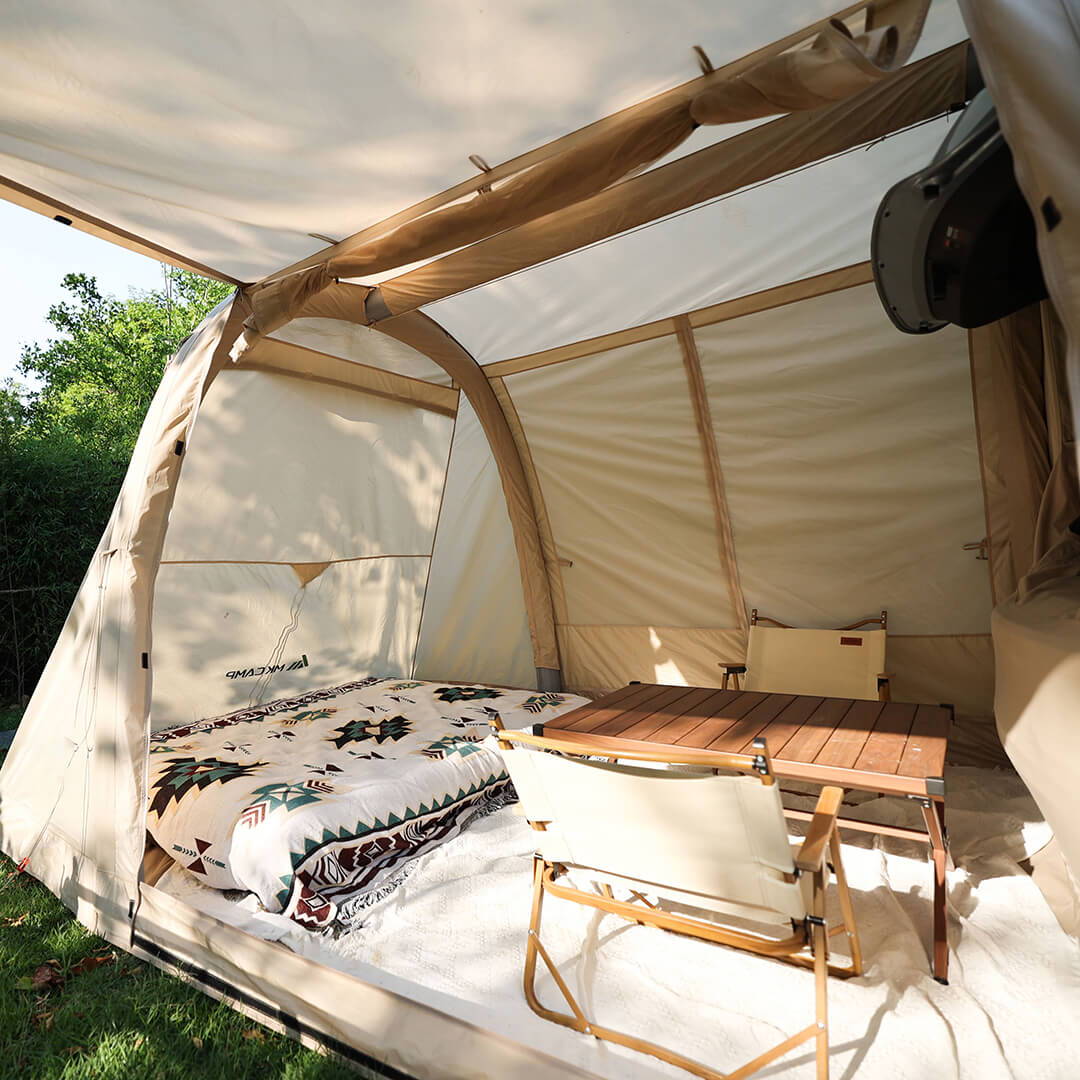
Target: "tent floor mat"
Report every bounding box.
[156,764,1080,1080]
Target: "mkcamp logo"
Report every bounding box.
[226,654,309,680]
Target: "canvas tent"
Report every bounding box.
[1,0,1079,1076]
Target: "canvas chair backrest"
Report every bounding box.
[745,626,887,700]
[502,746,805,921]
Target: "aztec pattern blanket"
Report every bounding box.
[147,677,587,929]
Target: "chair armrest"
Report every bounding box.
[717,662,747,673]
[794,786,844,873]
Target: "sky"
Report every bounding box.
[0,200,166,386]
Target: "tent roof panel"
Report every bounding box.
[429,115,952,365]
[0,0,965,283]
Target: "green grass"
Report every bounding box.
[0,747,372,1079]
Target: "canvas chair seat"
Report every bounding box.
[721,609,890,701]
[490,718,863,1080]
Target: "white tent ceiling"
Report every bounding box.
[1,0,966,310]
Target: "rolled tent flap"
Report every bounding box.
[376,43,967,318]
[690,16,913,125]
[230,265,343,361]
[237,0,932,356]
[326,95,698,282]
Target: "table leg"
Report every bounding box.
[920,798,949,984]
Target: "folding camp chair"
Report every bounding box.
[489,718,862,1080]
[720,609,890,701]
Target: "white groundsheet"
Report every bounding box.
[158,767,1080,1079]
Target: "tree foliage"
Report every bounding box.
[1,268,234,703]
[17,269,232,452]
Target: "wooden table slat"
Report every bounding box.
[896,704,951,779]
[750,695,826,758]
[677,691,770,749]
[812,699,887,769]
[552,682,665,731]
[854,702,919,773]
[708,693,798,753]
[774,697,853,762]
[588,685,701,738]
[615,685,725,742]
[644,688,744,745]
[534,681,951,983]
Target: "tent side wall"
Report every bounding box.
[0,298,243,940]
[490,268,996,712]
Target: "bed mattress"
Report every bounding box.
[147,676,587,929]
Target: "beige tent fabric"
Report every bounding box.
[558,626,747,697]
[326,4,929,276]
[375,43,966,319]
[161,368,453,565]
[256,280,560,675]
[994,589,1080,882]
[486,262,874,380]
[151,558,428,729]
[676,316,748,634]
[413,397,535,689]
[269,318,454,386]
[0,298,242,940]
[1043,303,1074,471]
[506,334,743,633]
[326,95,696,281]
[134,884,595,1080]
[378,311,560,673]
[968,305,1052,592]
[888,634,995,717]
[697,282,991,637]
[231,266,341,360]
[689,13,917,124]
[968,330,1011,605]
[1027,448,1080,598]
[958,0,1080,482]
[0,173,241,284]
[490,377,569,628]
[270,1,906,282]
[969,300,1077,603]
[249,3,920,289]
[237,337,458,416]
[236,31,959,349]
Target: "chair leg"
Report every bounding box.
[525,857,591,1032]
[523,856,827,1080]
[812,871,830,1080]
[828,831,863,976]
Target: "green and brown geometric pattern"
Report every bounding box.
[149,757,266,817]
[433,686,503,703]
[327,714,412,749]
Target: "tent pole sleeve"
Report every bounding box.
[490,376,570,627]
[264,1,878,283]
[377,313,562,676]
[372,43,968,318]
[675,316,749,636]
[290,282,562,679]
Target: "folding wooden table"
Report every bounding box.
[536,681,953,983]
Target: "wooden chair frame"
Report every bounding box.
[720,609,891,701]
[491,719,863,1080]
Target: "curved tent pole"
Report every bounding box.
[288,282,563,689]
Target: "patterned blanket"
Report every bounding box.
[147,677,587,929]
